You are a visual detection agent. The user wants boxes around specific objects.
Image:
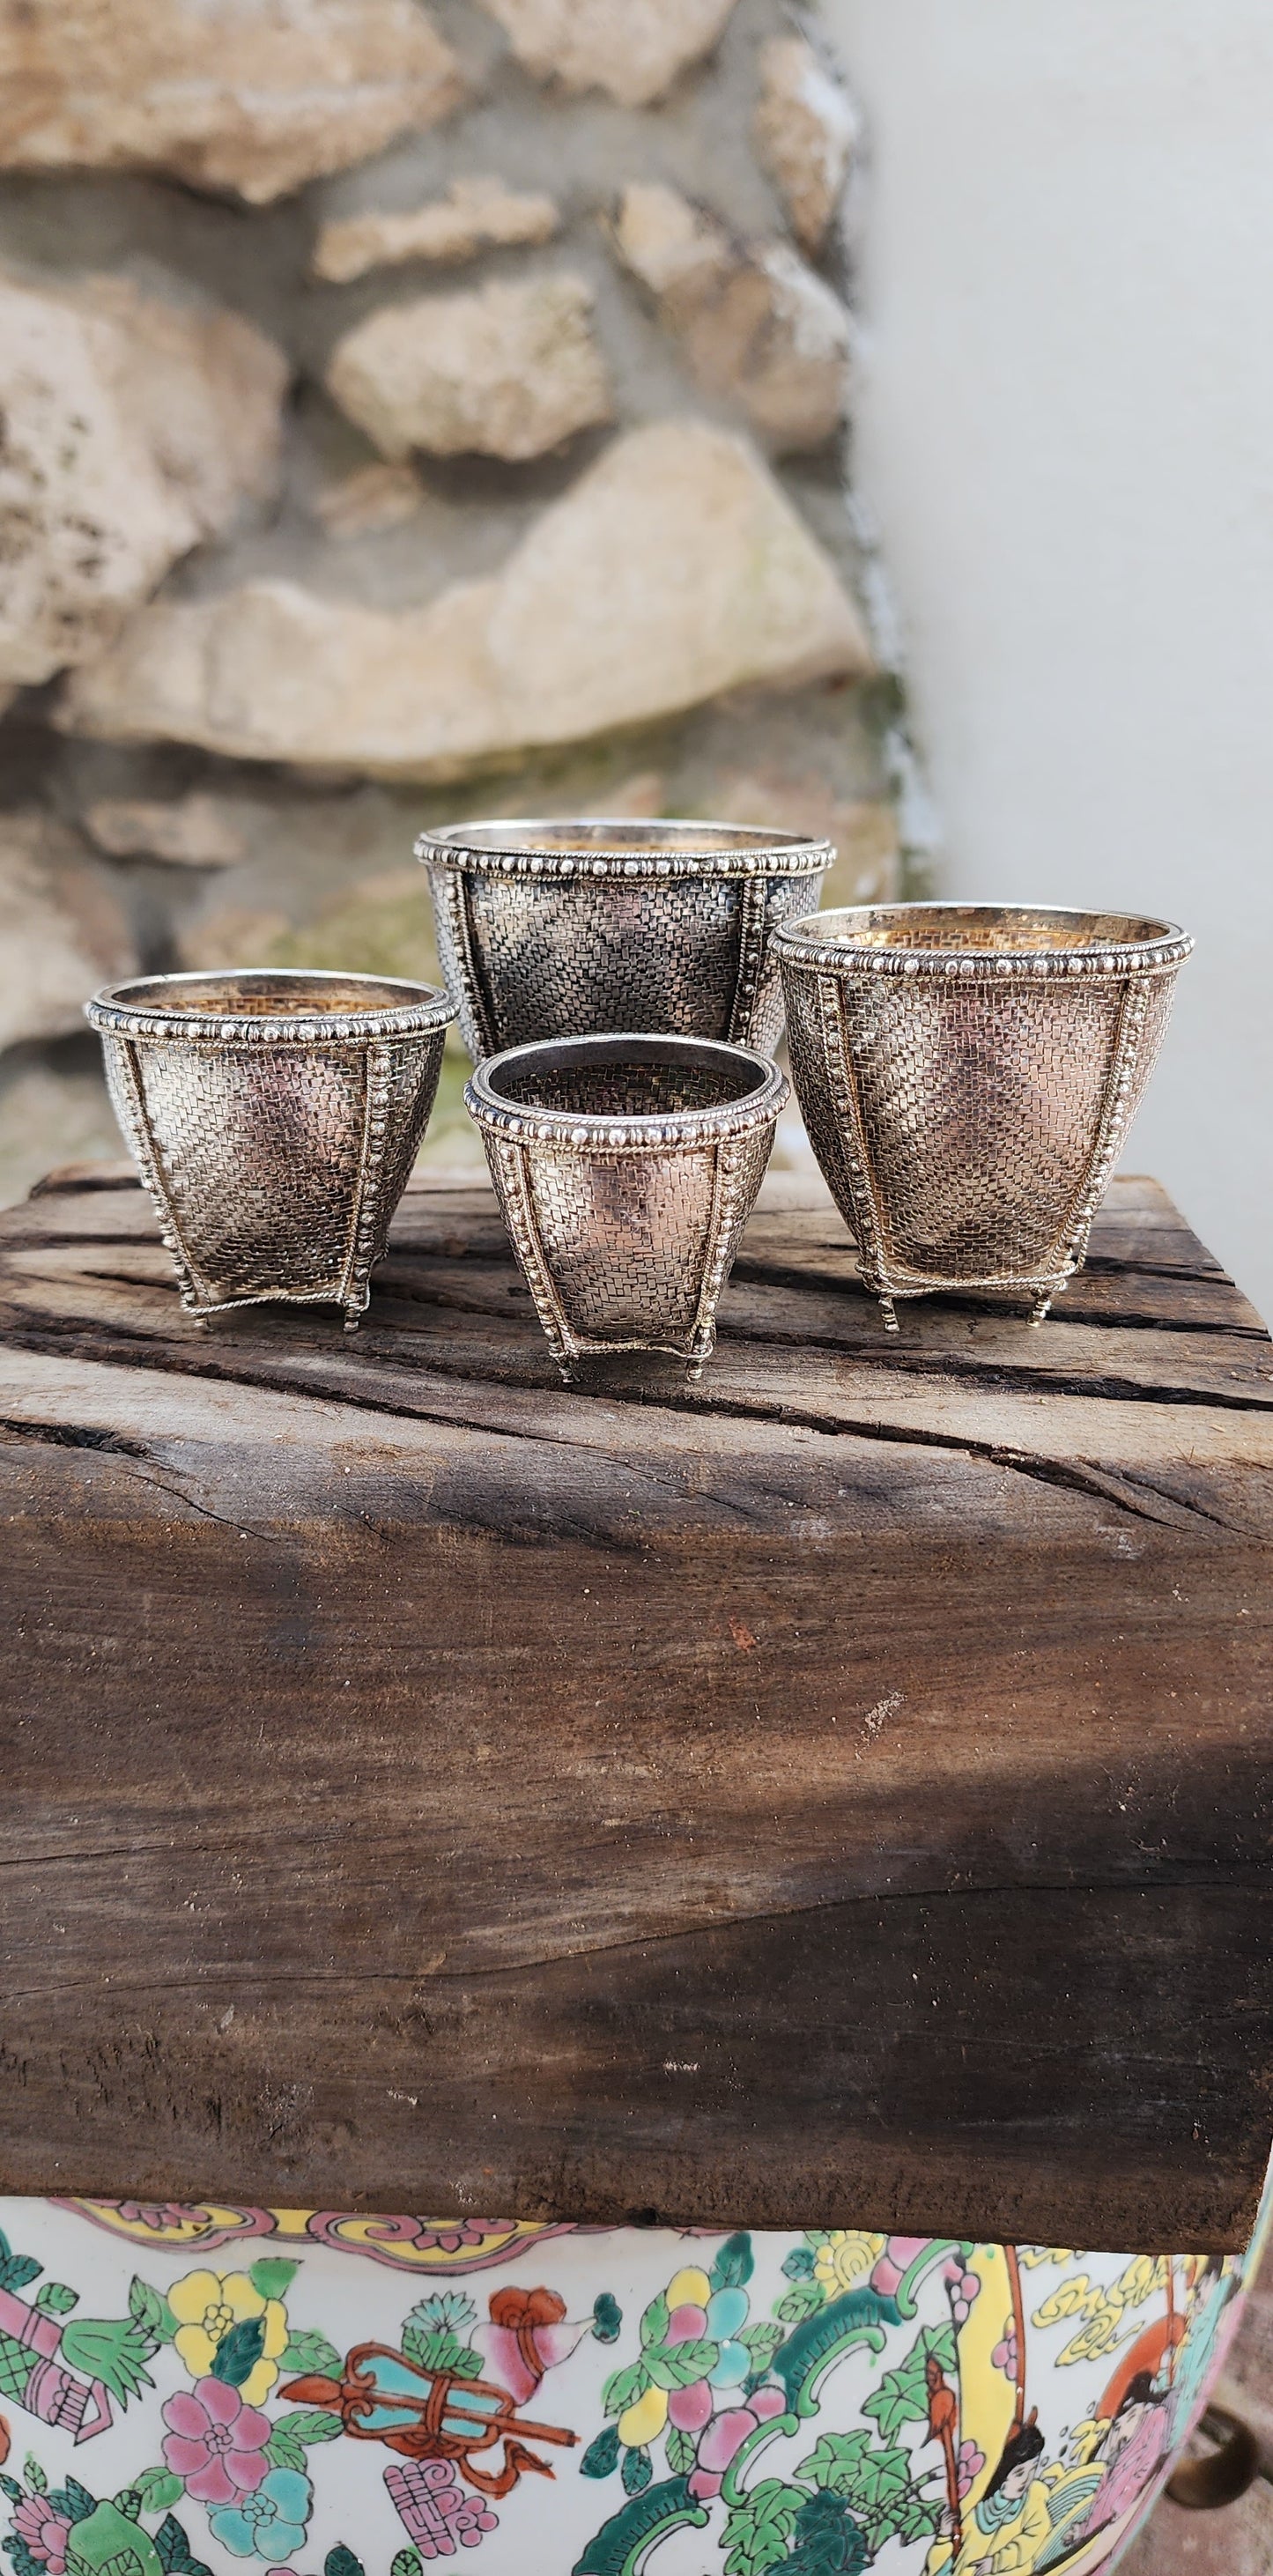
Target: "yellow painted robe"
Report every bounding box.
[952,2478,1054,2574]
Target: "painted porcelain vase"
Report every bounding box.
[0,2196,1262,2576]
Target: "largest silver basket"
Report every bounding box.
[86,970,455,1327]
[774,903,1193,1328]
[416,818,833,1058]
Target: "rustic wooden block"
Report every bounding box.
[0,1163,1269,2251]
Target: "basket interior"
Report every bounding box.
[106,972,438,1018]
[802,905,1176,954]
[433,818,815,860]
[489,1038,766,1120]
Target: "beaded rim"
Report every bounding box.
[85,968,457,1046]
[773,902,1194,980]
[466,1033,788,1151]
[416,818,833,882]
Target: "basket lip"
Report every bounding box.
[465,1030,788,1149]
[415,816,834,880]
[773,900,1194,978]
[85,966,458,1045]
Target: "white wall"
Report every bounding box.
[822,0,1273,1320]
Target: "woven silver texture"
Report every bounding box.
[465,1033,788,1377]
[86,970,455,1327]
[416,818,832,1059]
[775,903,1193,1329]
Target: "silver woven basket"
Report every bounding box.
[465,1032,788,1378]
[85,970,456,1328]
[775,903,1193,1329]
[416,818,832,1059]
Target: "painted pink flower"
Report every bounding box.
[992,2326,1019,2379]
[12,2499,72,2575]
[687,2387,786,2500]
[162,2375,272,2504]
[870,2235,929,2298]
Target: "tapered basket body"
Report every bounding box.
[775,904,1193,1326]
[465,1033,788,1374]
[417,818,832,1059]
[86,971,455,1326]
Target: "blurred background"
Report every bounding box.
[5,0,1267,1318]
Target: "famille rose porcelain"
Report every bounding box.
[0,2195,1262,2576]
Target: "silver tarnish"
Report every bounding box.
[774,902,1193,1330]
[416,818,833,1060]
[465,1032,788,1379]
[86,970,455,1329]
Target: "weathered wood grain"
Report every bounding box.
[1,1165,1269,2248]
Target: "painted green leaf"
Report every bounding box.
[128,2279,176,2347]
[592,2292,623,2344]
[208,2315,265,2387]
[773,2290,895,2417]
[61,2317,155,2403]
[111,2491,144,2522]
[48,2478,96,2526]
[22,2459,47,2496]
[401,2322,482,2376]
[0,2476,23,2504]
[665,2424,697,2476]
[278,2407,343,2445]
[325,2549,366,2576]
[34,2284,78,2316]
[796,2431,932,2552]
[154,2513,213,2576]
[572,2476,707,2576]
[133,2470,184,2513]
[248,2257,300,2301]
[391,2554,423,2576]
[786,2490,868,2574]
[861,2321,957,2443]
[782,2247,817,2281]
[722,2477,806,2576]
[406,2291,477,2335]
[645,2339,720,2391]
[738,2323,783,2364]
[265,2425,305,2474]
[279,2328,342,2375]
[710,2233,754,2291]
[621,2445,652,2498]
[581,2424,621,2479]
[0,2231,42,2295]
[602,2358,650,2418]
[775,2281,825,2325]
[639,2293,670,2351]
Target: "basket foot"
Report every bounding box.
[1028,1293,1053,1328]
[877,1293,900,1335]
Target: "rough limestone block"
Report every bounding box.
[0,0,466,203]
[0,268,287,689]
[82,795,246,869]
[326,272,613,463]
[59,421,873,775]
[0,813,137,1047]
[478,0,739,107]
[614,181,851,450]
[754,33,861,251]
[313,179,560,284]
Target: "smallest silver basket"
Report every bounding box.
[86,970,455,1328]
[466,1033,788,1379]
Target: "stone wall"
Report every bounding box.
[0,0,907,1196]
